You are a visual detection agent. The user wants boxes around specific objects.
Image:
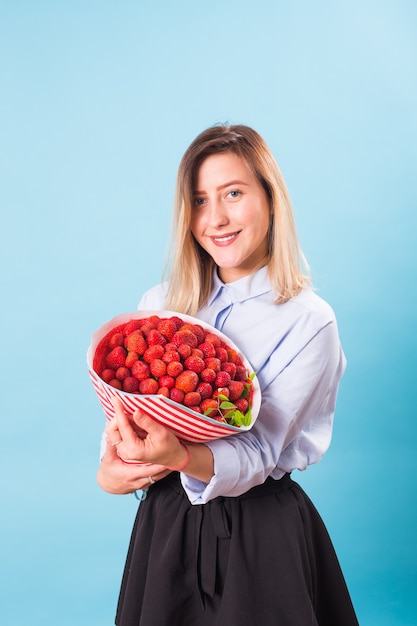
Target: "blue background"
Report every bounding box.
[1,1,416,624]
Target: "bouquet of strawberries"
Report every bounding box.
[87,311,260,443]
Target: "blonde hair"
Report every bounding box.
[164,124,310,315]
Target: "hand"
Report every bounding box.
[106,397,190,470]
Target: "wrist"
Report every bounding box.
[166,442,191,472]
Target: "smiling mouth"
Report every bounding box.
[211,232,240,243]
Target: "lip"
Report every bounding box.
[209,231,240,246]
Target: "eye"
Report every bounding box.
[227,190,241,199]
[193,197,206,206]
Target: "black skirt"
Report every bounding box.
[115,473,358,626]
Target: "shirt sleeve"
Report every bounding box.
[181,319,346,503]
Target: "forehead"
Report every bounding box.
[195,152,254,186]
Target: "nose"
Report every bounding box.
[206,197,229,228]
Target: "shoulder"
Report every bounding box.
[137,282,169,311]
[286,289,337,330]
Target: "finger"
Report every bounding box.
[111,397,138,443]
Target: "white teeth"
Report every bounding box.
[213,234,236,242]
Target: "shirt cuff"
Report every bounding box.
[180,439,241,504]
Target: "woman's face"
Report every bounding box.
[191,152,271,283]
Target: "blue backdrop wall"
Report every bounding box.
[1,1,416,624]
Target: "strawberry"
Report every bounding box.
[200,398,219,417]
[215,347,228,362]
[125,330,147,355]
[157,318,177,340]
[184,391,202,407]
[196,381,213,400]
[158,375,175,389]
[157,386,170,398]
[109,332,124,349]
[115,366,130,381]
[162,350,180,363]
[172,329,198,348]
[139,378,159,394]
[123,376,139,393]
[122,319,142,336]
[215,371,231,387]
[109,378,122,390]
[204,332,221,348]
[228,380,245,402]
[131,360,150,380]
[235,398,249,413]
[191,348,204,359]
[101,368,116,383]
[204,357,221,373]
[177,343,192,359]
[170,387,185,404]
[198,342,216,358]
[200,368,217,383]
[180,322,205,344]
[213,386,230,399]
[106,346,127,369]
[235,365,248,381]
[143,344,164,363]
[146,329,167,347]
[125,351,139,367]
[166,361,184,377]
[149,359,167,378]
[184,355,205,374]
[222,361,237,379]
[175,370,199,393]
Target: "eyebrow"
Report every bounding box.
[194,179,249,194]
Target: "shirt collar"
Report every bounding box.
[207,266,272,306]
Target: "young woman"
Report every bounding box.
[97,124,359,625]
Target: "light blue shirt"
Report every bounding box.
[138,266,346,504]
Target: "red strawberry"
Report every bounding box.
[235,398,249,413]
[123,377,139,393]
[157,318,177,340]
[228,380,245,401]
[213,386,230,399]
[198,342,216,358]
[158,375,175,389]
[215,347,228,362]
[143,344,165,363]
[184,391,202,407]
[170,387,185,403]
[200,398,219,417]
[146,329,167,347]
[172,329,198,348]
[162,350,180,363]
[226,348,240,364]
[184,355,205,374]
[180,322,205,344]
[235,365,248,381]
[149,359,167,378]
[177,343,192,359]
[139,378,159,394]
[122,319,143,336]
[109,332,124,349]
[204,332,221,348]
[222,361,237,379]
[175,370,199,393]
[125,351,139,367]
[191,348,204,359]
[166,361,183,377]
[200,368,216,383]
[204,357,221,373]
[131,360,150,380]
[106,346,127,369]
[109,378,122,390]
[157,386,170,398]
[115,366,130,381]
[125,330,147,355]
[196,381,213,400]
[215,371,231,387]
[100,368,116,383]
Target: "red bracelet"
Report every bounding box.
[167,442,191,471]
